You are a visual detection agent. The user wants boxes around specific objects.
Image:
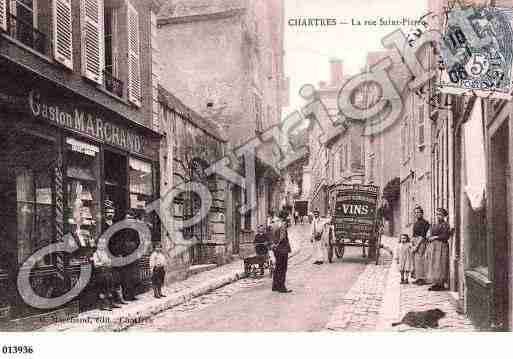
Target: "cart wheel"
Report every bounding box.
[335,243,345,258]
[327,244,333,263]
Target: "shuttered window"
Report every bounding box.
[81,0,104,84]
[0,0,7,31]
[127,2,141,107]
[53,0,73,69]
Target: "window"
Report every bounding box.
[369,155,375,183]
[339,148,345,173]
[81,0,104,84]
[103,6,123,97]
[129,157,153,226]
[127,2,141,106]
[65,138,100,251]
[8,0,46,53]
[254,94,262,132]
[418,104,425,149]
[53,0,73,68]
[401,119,407,162]
[344,143,348,170]
[15,139,55,266]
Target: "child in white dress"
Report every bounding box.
[397,234,413,284]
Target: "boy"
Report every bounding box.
[149,243,167,298]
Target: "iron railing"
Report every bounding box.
[103,70,124,98]
[7,13,47,55]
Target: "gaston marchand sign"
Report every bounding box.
[28,90,144,154]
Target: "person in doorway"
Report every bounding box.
[92,240,115,311]
[397,234,413,284]
[150,243,167,298]
[411,206,430,285]
[117,209,141,302]
[426,208,451,291]
[271,209,292,293]
[311,210,323,264]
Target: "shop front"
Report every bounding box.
[0,72,160,325]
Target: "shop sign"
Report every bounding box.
[28,90,144,154]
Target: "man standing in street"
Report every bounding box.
[311,209,323,264]
[271,209,292,293]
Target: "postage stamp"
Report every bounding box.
[438,4,513,98]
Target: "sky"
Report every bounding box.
[282,0,428,116]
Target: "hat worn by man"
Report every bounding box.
[436,208,448,217]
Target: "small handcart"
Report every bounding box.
[240,234,275,278]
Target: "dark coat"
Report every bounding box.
[270,222,291,254]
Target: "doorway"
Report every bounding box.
[490,120,511,330]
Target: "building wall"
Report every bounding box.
[0,0,158,129]
[157,0,285,231]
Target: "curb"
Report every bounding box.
[376,240,400,331]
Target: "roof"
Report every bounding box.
[158,0,244,22]
[158,85,227,143]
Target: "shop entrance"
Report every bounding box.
[104,150,128,227]
[490,120,511,330]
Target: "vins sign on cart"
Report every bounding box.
[333,184,379,241]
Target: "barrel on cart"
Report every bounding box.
[327,184,382,264]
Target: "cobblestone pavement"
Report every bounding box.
[129,223,368,331]
[40,225,306,332]
[380,236,474,332]
[390,266,475,332]
[324,245,392,331]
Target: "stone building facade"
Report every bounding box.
[158,86,229,279]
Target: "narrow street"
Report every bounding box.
[129,223,368,331]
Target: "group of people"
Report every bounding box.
[91,210,169,311]
[397,206,451,291]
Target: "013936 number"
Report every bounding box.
[1,346,34,355]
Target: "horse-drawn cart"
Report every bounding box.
[328,184,382,264]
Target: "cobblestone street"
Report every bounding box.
[129,223,369,331]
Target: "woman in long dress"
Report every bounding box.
[426,207,451,291]
[313,219,330,264]
[411,206,430,285]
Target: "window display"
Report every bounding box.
[65,138,100,250]
[129,157,153,224]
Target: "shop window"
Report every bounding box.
[12,134,55,267]
[65,138,100,250]
[129,157,153,227]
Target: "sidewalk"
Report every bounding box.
[326,235,475,332]
[377,236,475,332]
[39,232,303,332]
[40,259,247,332]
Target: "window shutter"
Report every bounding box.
[0,0,7,32]
[81,0,104,84]
[53,0,73,69]
[127,3,141,107]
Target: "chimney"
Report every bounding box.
[329,58,343,86]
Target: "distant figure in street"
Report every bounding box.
[266,211,274,228]
[270,209,292,293]
[311,210,323,264]
[426,208,451,291]
[293,210,299,225]
[397,234,413,284]
[411,206,430,285]
[150,243,167,298]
